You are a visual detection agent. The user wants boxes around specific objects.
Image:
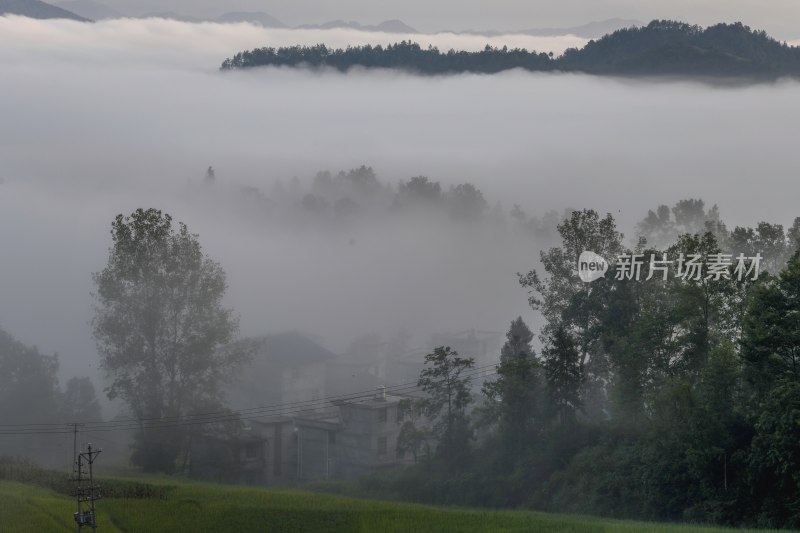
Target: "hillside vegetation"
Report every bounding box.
[221,20,800,79]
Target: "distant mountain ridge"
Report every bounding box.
[137,12,416,32]
[453,18,641,39]
[0,2,418,33]
[222,20,800,80]
[296,19,417,33]
[0,1,636,41]
[139,10,200,23]
[54,0,119,19]
[215,11,286,27]
[0,0,89,21]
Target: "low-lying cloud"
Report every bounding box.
[0,16,586,69]
[2,16,800,392]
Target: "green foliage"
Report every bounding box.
[747,381,800,527]
[0,327,100,460]
[542,325,582,424]
[446,183,488,221]
[519,208,623,423]
[0,327,60,430]
[0,456,174,500]
[742,253,800,392]
[395,176,443,208]
[379,199,800,528]
[60,376,102,422]
[222,21,800,79]
[499,316,535,363]
[637,199,720,252]
[560,21,800,77]
[396,398,432,463]
[482,317,543,458]
[221,41,554,74]
[417,346,475,464]
[92,208,247,473]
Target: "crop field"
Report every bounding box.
[0,478,794,533]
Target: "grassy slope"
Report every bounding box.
[0,479,792,533]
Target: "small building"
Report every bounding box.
[429,328,502,369]
[189,430,267,485]
[284,392,415,482]
[294,415,339,482]
[228,333,337,415]
[249,417,298,485]
[190,393,417,486]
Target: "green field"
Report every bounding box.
[0,478,792,533]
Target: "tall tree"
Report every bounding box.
[483,317,542,458]
[395,176,443,207]
[92,208,246,472]
[396,398,432,463]
[446,183,487,220]
[519,209,623,373]
[60,377,102,423]
[741,252,800,394]
[636,199,720,250]
[748,380,800,527]
[731,222,789,274]
[542,325,582,424]
[0,327,61,459]
[417,346,475,464]
[499,316,534,363]
[519,209,623,419]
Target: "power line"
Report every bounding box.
[0,365,498,435]
[0,362,499,430]
[0,369,497,435]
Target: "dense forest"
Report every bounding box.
[352,201,800,529]
[221,20,800,79]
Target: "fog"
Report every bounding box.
[94,0,800,40]
[0,16,586,68]
[2,16,800,393]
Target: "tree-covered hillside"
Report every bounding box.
[221,20,800,79]
[221,41,554,74]
[560,20,800,75]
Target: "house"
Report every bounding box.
[428,328,503,368]
[189,430,267,485]
[269,391,415,483]
[193,328,502,485]
[228,333,337,415]
[332,392,415,479]
[190,393,417,485]
[249,416,299,485]
[293,414,339,481]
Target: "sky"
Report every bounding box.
[2,16,800,394]
[93,0,800,40]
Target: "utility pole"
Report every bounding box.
[73,443,102,532]
[68,423,85,477]
[74,445,81,533]
[67,422,85,533]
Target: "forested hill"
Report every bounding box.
[221,42,555,74]
[221,20,800,79]
[560,20,800,76]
